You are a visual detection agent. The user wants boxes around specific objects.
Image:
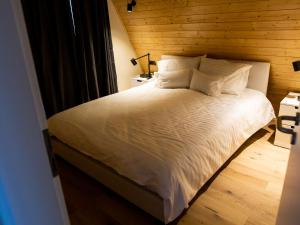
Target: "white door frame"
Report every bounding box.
[0,0,70,224]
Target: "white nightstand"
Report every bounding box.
[274,92,300,149]
[131,76,153,87]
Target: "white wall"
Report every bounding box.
[108,0,142,91]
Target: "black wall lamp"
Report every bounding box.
[292,60,300,101]
[293,61,300,72]
[127,0,136,13]
[130,53,156,79]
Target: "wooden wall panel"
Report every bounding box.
[112,0,300,112]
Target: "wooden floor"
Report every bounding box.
[57,124,290,225]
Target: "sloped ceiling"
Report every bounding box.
[112,0,300,112]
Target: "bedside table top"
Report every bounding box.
[132,76,151,81]
[281,92,300,107]
[131,76,154,88]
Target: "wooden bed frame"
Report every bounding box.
[51,59,271,224]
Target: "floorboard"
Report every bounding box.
[56,123,289,225]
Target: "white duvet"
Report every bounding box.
[48,82,274,223]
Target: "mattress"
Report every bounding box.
[48,82,274,223]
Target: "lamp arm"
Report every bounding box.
[133,53,149,61]
[148,53,151,76]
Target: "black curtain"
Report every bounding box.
[71,0,118,100]
[22,0,118,118]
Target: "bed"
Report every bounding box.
[49,60,274,224]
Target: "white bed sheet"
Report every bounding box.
[48,82,274,223]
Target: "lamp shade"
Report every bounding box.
[127,0,136,13]
[293,61,300,72]
[127,3,133,12]
[130,58,137,65]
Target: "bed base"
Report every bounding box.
[51,138,166,223]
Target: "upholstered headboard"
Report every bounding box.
[230,60,271,95]
[160,55,271,95]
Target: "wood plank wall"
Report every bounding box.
[112,0,300,112]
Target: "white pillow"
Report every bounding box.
[221,67,252,94]
[153,71,159,79]
[156,69,191,89]
[190,69,224,97]
[157,57,201,72]
[199,58,252,95]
